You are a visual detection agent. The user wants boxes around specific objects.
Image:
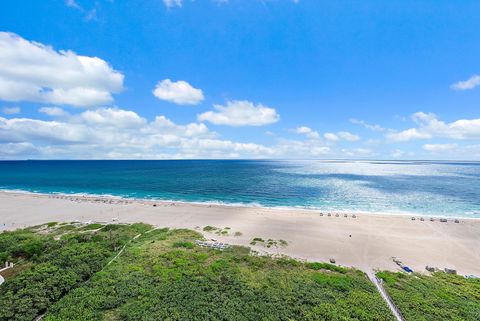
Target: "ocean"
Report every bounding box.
[0,160,479,218]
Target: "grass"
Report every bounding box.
[79,223,104,231]
[377,271,480,321]
[306,262,348,274]
[202,225,231,236]
[250,237,288,248]
[172,241,194,249]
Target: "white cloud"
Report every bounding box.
[324,131,360,142]
[273,138,331,157]
[149,115,211,138]
[423,143,457,152]
[65,0,81,9]
[450,75,480,91]
[387,128,432,142]
[294,126,319,139]
[337,131,360,141]
[81,108,146,129]
[349,118,385,132]
[39,107,68,117]
[0,108,278,159]
[1,106,21,115]
[163,0,183,8]
[323,132,339,142]
[198,100,279,126]
[387,112,480,142]
[0,142,38,157]
[153,79,204,105]
[390,149,405,158]
[0,107,373,159]
[0,32,124,107]
[340,148,373,157]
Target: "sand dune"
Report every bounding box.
[0,191,479,275]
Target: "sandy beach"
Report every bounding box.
[0,191,479,276]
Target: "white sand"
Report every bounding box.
[1,191,479,275]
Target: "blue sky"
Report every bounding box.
[0,0,479,159]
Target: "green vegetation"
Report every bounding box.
[45,228,391,321]
[377,271,480,321]
[250,237,288,248]
[202,225,231,236]
[79,223,104,231]
[4,222,479,321]
[1,223,394,321]
[306,262,348,274]
[0,222,151,321]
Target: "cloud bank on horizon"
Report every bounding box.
[0,0,479,160]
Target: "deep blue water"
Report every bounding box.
[0,160,479,218]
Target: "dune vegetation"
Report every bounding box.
[0,222,394,321]
[377,271,480,321]
[0,222,150,321]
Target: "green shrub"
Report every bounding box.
[378,271,480,321]
[80,223,103,231]
[306,262,348,274]
[172,241,194,249]
[1,223,394,321]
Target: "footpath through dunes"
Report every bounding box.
[1,222,395,321]
[1,191,480,276]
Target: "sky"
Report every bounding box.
[0,0,479,160]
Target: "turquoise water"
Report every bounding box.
[0,160,479,218]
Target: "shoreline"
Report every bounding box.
[1,189,479,221]
[1,191,479,275]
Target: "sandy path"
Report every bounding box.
[0,192,479,275]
